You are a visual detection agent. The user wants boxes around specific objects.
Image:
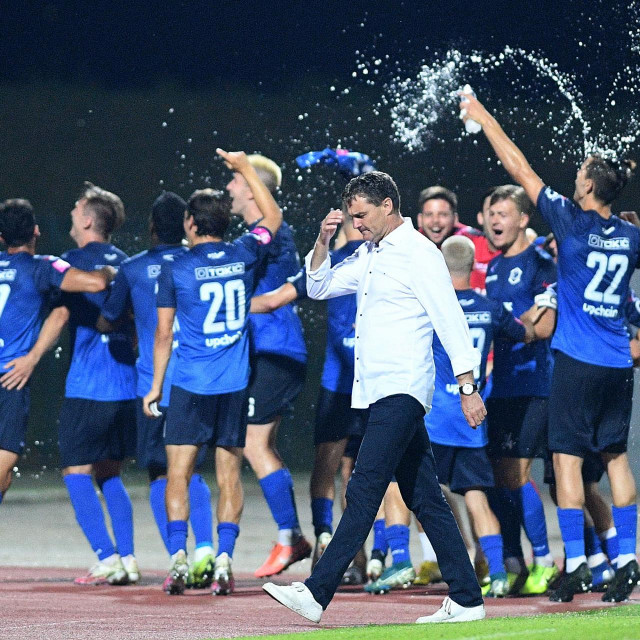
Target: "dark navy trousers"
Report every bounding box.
[305,393,482,609]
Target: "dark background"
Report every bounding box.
[2,0,639,473]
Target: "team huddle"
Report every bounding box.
[0,92,638,624]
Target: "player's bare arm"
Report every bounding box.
[250,282,298,314]
[455,370,487,428]
[310,209,343,271]
[143,306,175,417]
[60,265,116,293]
[459,92,544,205]
[1,305,70,391]
[217,148,283,236]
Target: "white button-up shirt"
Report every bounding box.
[306,217,480,410]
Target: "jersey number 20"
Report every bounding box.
[200,280,246,334]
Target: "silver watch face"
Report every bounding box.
[460,383,474,395]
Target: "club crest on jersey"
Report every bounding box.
[147,265,161,278]
[508,267,522,285]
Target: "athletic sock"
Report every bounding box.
[64,474,116,561]
[479,534,506,577]
[149,478,170,553]
[189,474,213,547]
[418,531,437,563]
[557,508,586,573]
[98,476,134,557]
[194,544,213,562]
[311,497,333,537]
[385,524,411,565]
[372,518,387,554]
[0,490,3,505]
[599,527,619,567]
[217,522,240,558]
[167,520,188,556]
[612,504,637,568]
[584,525,607,568]
[488,487,523,559]
[259,468,300,538]
[515,482,552,566]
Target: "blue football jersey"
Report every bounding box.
[485,243,556,397]
[60,242,137,401]
[156,233,271,395]
[101,244,188,405]
[0,252,69,368]
[426,289,526,447]
[537,187,640,367]
[321,240,362,393]
[248,221,307,364]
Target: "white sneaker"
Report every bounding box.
[121,554,140,584]
[263,581,323,623]
[416,596,486,623]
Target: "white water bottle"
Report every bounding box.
[460,84,482,134]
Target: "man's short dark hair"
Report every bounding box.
[585,155,636,205]
[152,191,186,244]
[80,182,125,238]
[481,186,498,204]
[341,171,401,212]
[0,198,36,247]
[186,189,231,238]
[490,184,532,216]
[418,185,457,213]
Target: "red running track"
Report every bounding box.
[1,567,637,640]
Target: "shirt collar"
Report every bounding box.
[378,216,414,247]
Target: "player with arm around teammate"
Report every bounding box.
[143,150,283,595]
[461,91,640,603]
[97,191,216,588]
[0,198,114,508]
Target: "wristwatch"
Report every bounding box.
[459,382,478,396]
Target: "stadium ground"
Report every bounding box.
[2,470,639,640]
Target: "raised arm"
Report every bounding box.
[142,306,175,417]
[459,92,545,205]
[310,209,343,271]
[216,148,283,237]
[0,305,70,390]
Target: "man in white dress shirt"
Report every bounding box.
[263,171,487,624]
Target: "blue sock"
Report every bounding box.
[98,476,134,557]
[517,482,550,558]
[259,469,299,530]
[600,528,619,566]
[479,534,506,577]
[386,524,411,565]
[64,474,116,560]
[584,526,603,558]
[149,478,170,553]
[557,508,585,569]
[311,498,333,536]
[189,474,213,547]
[372,518,387,553]
[612,504,638,559]
[0,490,3,504]
[488,488,523,559]
[217,522,240,557]
[167,520,188,556]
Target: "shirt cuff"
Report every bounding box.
[450,348,481,378]
[305,250,331,280]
